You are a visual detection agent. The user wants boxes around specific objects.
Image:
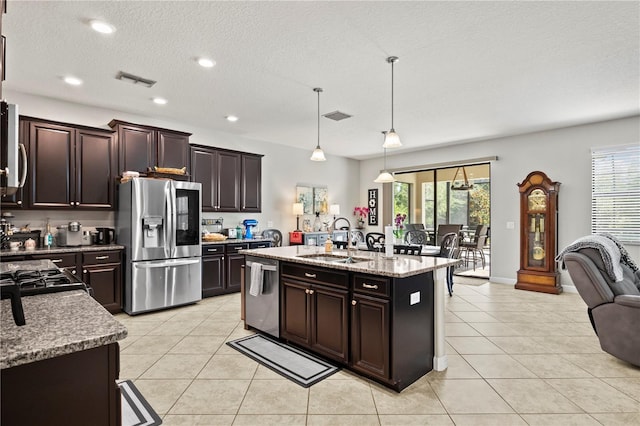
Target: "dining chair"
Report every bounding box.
[404,223,425,231]
[393,244,422,256]
[365,232,386,252]
[460,224,488,269]
[436,224,463,245]
[261,229,282,247]
[439,232,460,296]
[404,229,429,245]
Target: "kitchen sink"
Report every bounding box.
[296,253,370,264]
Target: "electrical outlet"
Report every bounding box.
[506,221,515,229]
[267,221,273,228]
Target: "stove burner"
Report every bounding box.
[2,268,89,296]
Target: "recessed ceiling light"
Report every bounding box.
[63,76,83,86]
[90,20,116,34]
[226,115,238,122]
[197,58,216,68]
[152,97,168,105]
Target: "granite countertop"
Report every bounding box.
[0,244,125,257]
[240,246,460,278]
[1,290,128,369]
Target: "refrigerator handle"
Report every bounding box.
[165,182,174,258]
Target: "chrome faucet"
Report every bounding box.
[329,217,356,262]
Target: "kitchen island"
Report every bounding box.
[1,261,128,425]
[241,245,459,391]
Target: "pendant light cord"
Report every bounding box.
[391,60,394,129]
[317,89,320,148]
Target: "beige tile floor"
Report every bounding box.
[115,280,640,426]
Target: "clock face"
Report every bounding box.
[528,189,547,211]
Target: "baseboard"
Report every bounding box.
[489,276,516,285]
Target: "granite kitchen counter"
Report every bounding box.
[240,245,460,278]
[0,290,128,369]
[0,244,125,257]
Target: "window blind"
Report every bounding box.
[591,144,640,244]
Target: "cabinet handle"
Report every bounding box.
[69,203,74,206]
[352,300,357,305]
[309,289,314,295]
[17,201,22,205]
[51,259,62,263]
[95,255,109,260]
[83,269,87,274]
[304,273,316,278]
[72,270,77,275]
[305,289,310,294]
[362,283,379,289]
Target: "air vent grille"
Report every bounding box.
[116,71,157,88]
[323,110,352,121]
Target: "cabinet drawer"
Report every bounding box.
[83,251,121,265]
[202,245,224,256]
[353,275,390,298]
[282,262,348,289]
[250,241,271,249]
[226,243,249,254]
[32,252,78,268]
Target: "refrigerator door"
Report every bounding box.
[128,178,172,261]
[171,181,202,258]
[126,257,202,314]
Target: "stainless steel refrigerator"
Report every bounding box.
[117,178,202,315]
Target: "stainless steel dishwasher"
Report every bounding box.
[244,256,280,338]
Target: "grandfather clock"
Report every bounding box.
[516,171,562,294]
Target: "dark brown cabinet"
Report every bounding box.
[20,117,116,210]
[201,245,225,297]
[27,249,123,313]
[226,242,248,293]
[82,250,122,313]
[1,119,27,208]
[109,120,191,175]
[280,262,349,364]
[190,144,262,212]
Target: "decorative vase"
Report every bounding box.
[357,219,365,229]
[313,212,323,232]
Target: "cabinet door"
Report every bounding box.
[281,279,311,347]
[241,154,261,212]
[157,130,190,172]
[190,146,216,211]
[83,263,122,313]
[202,254,225,297]
[27,121,75,208]
[216,151,241,211]
[311,285,349,363]
[351,293,390,380]
[226,253,245,293]
[75,129,115,209]
[115,123,155,174]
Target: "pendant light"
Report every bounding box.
[310,87,327,161]
[451,166,474,191]
[383,56,402,149]
[375,131,396,183]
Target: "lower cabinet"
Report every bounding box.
[82,251,122,314]
[30,249,123,313]
[351,292,390,380]
[226,242,248,294]
[280,262,349,364]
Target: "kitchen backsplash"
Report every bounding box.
[3,210,115,234]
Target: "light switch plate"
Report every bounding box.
[410,291,420,305]
[506,221,515,229]
[267,221,273,227]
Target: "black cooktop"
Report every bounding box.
[0,268,88,296]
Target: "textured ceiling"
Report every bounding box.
[3,1,639,160]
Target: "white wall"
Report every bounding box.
[4,90,360,239]
[360,116,640,288]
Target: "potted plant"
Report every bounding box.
[353,206,369,229]
[394,213,407,241]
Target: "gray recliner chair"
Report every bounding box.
[564,247,640,367]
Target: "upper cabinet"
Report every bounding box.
[190,144,262,213]
[109,120,191,176]
[17,117,116,210]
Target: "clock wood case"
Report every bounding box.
[516,171,562,294]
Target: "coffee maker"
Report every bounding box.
[57,221,83,247]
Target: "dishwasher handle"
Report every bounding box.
[246,261,278,272]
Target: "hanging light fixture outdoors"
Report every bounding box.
[374,131,396,183]
[310,87,327,161]
[383,56,402,149]
[451,166,474,191]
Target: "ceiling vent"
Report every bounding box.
[323,110,352,121]
[116,71,157,88]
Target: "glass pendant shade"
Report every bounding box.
[310,145,326,161]
[310,87,327,161]
[374,170,395,183]
[382,129,401,148]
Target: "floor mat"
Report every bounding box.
[119,380,162,426]
[227,334,340,387]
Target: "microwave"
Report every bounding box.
[1,101,26,196]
